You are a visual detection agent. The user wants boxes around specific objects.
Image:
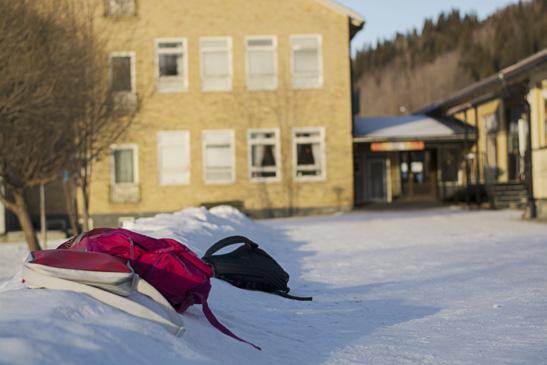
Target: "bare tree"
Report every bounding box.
[0,0,132,249]
[64,4,138,232]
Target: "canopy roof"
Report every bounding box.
[353,114,476,143]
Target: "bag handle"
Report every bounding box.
[204,235,258,259]
[23,262,185,336]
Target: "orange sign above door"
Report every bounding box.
[370,141,425,152]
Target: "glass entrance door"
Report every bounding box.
[364,158,387,202]
[400,150,436,200]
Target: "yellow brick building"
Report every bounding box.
[84,0,364,227]
[423,50,547,219]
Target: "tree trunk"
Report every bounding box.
[81,184,90,232]
[13,190,41,251]
[63,177,79,235]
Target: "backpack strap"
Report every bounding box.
[275,291,313,301]
[192,292,261,351]
[203,235,258,259]
[23,262,185,336]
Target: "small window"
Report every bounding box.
[248,129,280,181]
[203,130,235,184]
[155,39,187,92]
[105,0,135,17]
[110,52,135,93]
[290,35,323,89]
[293,128,325,180]
[112,145,138,184]
[246,36,277,90]
[200,37,232,91]
[157,131,191,185]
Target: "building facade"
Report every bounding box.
[421,50,547,218]
[85,0,363,227]
[352,115,475,205]
[352,49,547,218]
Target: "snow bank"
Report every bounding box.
[0,206,314,365]
[2,207,547,364]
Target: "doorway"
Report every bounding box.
[364,158,388,202]
[399,150,437,201]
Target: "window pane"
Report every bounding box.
[201,39,229,49]
[159,54,181,76]
[251,131,274,139]
[297,143,317,165]
[114,149,134,183]
[203,51,229,77]
[248,39,273,47]
[206,145,231,167]
[294,128,324,178]
[249,50,275,76]
[292,37,319,48]
[108,0,135,16]
[252,144,276,167]
[158,42,182,49]
[294,49,319,74]
[158,131,190,185]
[111,56,131,92]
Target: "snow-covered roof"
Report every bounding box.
[315,0,364,27]
[353,114,476,142]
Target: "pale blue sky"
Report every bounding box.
[337,0,521,52]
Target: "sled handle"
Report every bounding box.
[203,235,258,258]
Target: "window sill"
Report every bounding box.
[110,184,140,204]
[294,176,326,183]
[204,181,236,185]
[156,88,188,94]
[249,177,281,184]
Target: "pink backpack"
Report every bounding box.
[58,228,260,350]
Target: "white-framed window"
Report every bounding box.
[105,0,136,17]
[157,131,190,185]
[293,127,326,181]
[200,37,232,91]
[248,129,280,182]
[202,130,235,184]
[155,38,188,93]
[109,51,136,93]
[111,144,139,185]
[290,35,323,89]
[245,36,277,90]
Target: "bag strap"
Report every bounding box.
[275,291,313,301]
[192,292,261,351]
[204,236,258,259]
[23,262,185,336]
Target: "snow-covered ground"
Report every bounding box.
[1,207,547,364]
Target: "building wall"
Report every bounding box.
[88,0,355,225]
[528,73,547,219]
[453,100,506,184]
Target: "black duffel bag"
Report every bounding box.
[202,235,312,301]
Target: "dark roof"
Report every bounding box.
[353,114,476,142]
[417,48,547,115]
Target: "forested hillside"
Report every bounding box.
[354,0,547,116]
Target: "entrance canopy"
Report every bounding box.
[353,114,476,143]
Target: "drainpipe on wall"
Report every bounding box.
[523,100,537,218]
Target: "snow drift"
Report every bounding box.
[1,207,547,364]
